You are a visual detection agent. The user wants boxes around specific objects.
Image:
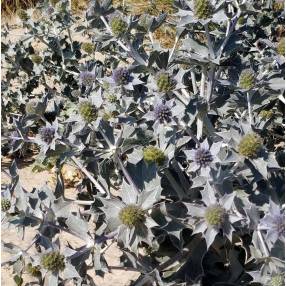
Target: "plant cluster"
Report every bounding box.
[1,0,285,285]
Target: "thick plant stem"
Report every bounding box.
[71,156,107,195]
[247,92,253,125]
[191,71,198,94]
[197,68,206,139]
[114,153,140,194]
[164,169,185,200]
[204,23,214,59]
[257,230,270,257]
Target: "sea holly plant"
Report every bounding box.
[1,0,285,285]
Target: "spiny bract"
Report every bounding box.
[1,199,11,212]
[41,251,65,272]
[119,205,145,227]
[143,146,166,165]
[156,73,173,92]
[239,69,255,89]
[238,133,263,158]
[193,0,214,20]
[259,110,273,120]
[79,102,97,123]
[110,17,128,37]
[27,263,41,277]
[205,205,226,227]
[81,42,95,54]
[277,37,285,56]
[270,274,285,286]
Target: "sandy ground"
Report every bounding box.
[1,12,140,285]
[1,158,140,285]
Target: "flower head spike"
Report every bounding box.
[39,126,56,144]
[41,251,65,272]
[259,110,273,120]
[270,273,285,286]
[110,17,128,37]
[79,101,97,123]
[30,55,43,64]
[239,69,255,89]
[156,72,174,92]
[25,99,45,115]
[112,68,132,85]
[27,264,41,277]
[79,71,96,86]
[238,133,263,158]
[119,205,146,227]
[184,139,221,174]
[259,200,285,245]
[204,205,226,227]
[1,198,11,212]
[194,0,214,20]
[154,101,172,123]
[81,42,95,54]
[143,146,166,165]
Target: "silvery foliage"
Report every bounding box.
[1,0,285,285]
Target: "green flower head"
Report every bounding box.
[110,17,128,37]
[259,110,273,120]
[239,69,255,89]
[41,251,65,272]
[277,37,285,56]
[30,55,43,64]
[143,146,165,165]
[119,205,145,227]
[238,133,263,158]
[270,274,285,286]
[194,0,214,20]
[1,199,11,212]
[81,42,95,54]
[79,101,97,123]
[205,205,226,227]
[156,73,174,92]
[27,263,41,277]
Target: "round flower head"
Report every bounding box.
[112,68,132,85]
[1,198,11,212]
[110,17,128,37]
[273,0,284,11]
[119,205,145,228]
[239,69,255,89]
[154,102,172,123]
[79,101,97,123]
[270,274,285,286]
[143,146,165,165]
[27,263,41,277]
[277,37,285,56]
[39,126,56,144]
[238,133,263,158]
[156,72,174,92]
[81,42,95,54]
[25,100,45,115]
[205,205,226,227]
[41,251,65,272]
[193,0,214,20]
[79,71,96,86]
[259,110,273,120]
[50,0,60,6]
[30,54,42,64]
[194,147,213,168]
